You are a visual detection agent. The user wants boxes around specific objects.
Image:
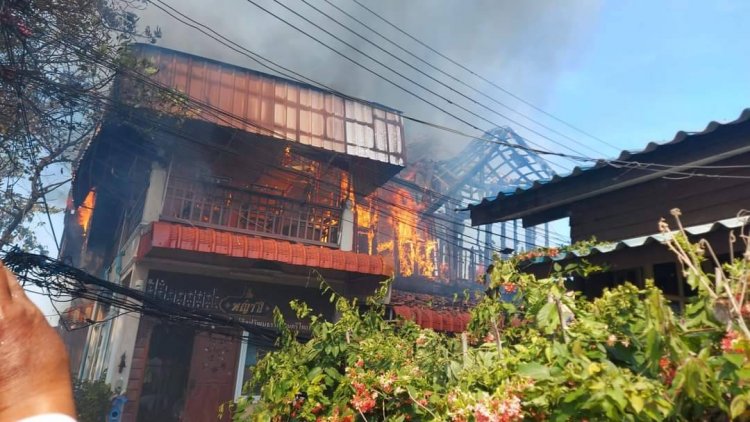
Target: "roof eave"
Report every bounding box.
[469,108,750,226]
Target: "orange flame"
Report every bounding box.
[355,201,379,255]
[376,240,393,254]
[389,188,436,278]
[77,190,96,235]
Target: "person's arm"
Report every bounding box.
[0,263,76,421]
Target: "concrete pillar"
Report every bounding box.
[340,199,354,251]
[104,264,147,393]
[140,162,168,224]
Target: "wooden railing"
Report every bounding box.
[161,177,342,247]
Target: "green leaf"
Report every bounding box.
[563,388,586,403]
[731,394,748,419]
[323,367,340,381]
[724,353,744,368]
[607,388,627,412]
[307,366,322,380]
[738,368,750,381]
[587,362,602,376]
[517,362,551,380]
[537,302,559,332]
[630,394,644,413]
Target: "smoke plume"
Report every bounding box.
[137,0,600,161]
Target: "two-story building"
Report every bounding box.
[61,44,404,421]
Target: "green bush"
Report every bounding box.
[234,212,750,421]
[73,379,111,422]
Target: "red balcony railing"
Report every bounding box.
[161,177,342,247]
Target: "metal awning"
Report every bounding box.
[522,216,748,264]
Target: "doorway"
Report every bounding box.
[137,324,194,422]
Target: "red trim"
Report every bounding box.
[139,222,393,277]
[393,306,469,333]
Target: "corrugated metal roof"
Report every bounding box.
[522,216,747,264]
[127,44,406,167]
[138,221,393,276]
[471,108,750,207]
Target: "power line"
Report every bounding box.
[36,25,736,258]
[16,5,748,272]
[347,0,623,152]
[4,248,281,347]
[151,0,750,177]
[70,3,750,176]
[41,27,748,260]
[237,0,584,170]
[33,28,569,250]
[140,1,575,173]
[33,28,748,268]
[297,0,614,159]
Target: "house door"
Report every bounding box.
[136,324,194,422]
[182,331,241,422]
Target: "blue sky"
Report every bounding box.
[29,0,750,317]
[548,0,750,155]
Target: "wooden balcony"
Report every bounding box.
[161,177,342,247]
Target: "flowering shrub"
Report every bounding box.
[233,212,750,420]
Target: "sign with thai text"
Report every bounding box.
[145,270,331,334]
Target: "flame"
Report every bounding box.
[355,200,378,254]
[340,172,352,203]
[419,239,437,277]
[392,203,418,276]
[388,188,436,278]
[376,240,393,254]
[77,190,96,235]
[359,185,440,279]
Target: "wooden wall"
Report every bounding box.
[570,152,750,242]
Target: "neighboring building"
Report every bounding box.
[469,109,750,310]
[60,45,557,421]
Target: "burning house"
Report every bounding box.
[62,44,402,421]
[60,44,556,421]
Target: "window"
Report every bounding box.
[234,334,272,399]
[653,262,693,312]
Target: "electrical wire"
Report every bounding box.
[30,27,568,250]
[130,0,644,177]
[239,0,584,169]
[296,0,614,159]
[141,1,749,176]
[145,0,573,172]
[3,248,281,347]
[346,0,623,152]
